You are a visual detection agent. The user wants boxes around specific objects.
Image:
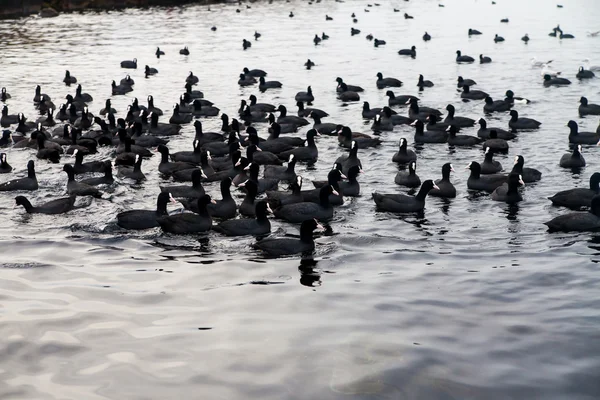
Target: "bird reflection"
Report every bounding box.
[299,258,321,287]
[505,203,520,221]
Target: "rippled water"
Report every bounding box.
[2,0,600,398]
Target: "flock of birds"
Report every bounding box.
[1,2,600,257]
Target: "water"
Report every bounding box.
[1,0,600,398]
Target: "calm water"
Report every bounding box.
[2,0,600,398]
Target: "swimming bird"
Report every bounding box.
[544,195,600,232]
[376,72,402,89]
[386,91,418,107]
[567,120,599,144]
[15,195,78,214]
[398,46,416,58]
[457,76,476,88]
[417,74,433,88]
[576,67,595,79]
[423,32,431,41]
[213,201,271,237]
[429,163,456,198]
[579,97,600,116]
[243,39,252,50]
[447,125,482,146]
[63,164,102,197]
[444,104,474,128]
[467,162,507,192]
[295,86,314,104]
[274,185,337,223]
[392,138,417,164]
[158,195,214,234]
[1,87,11,102]
[117,154,146,182]
[0,153,12,173]
[548,173,600,210]
[0,160,38,191]
[372,180,438,213]
[412,120,446,143]
[477,118,515,139]
[252,219,323,257]
[395,161,421,188]
[468,29,482,35]
[491,174,523,203]
[509,111,541,131]
[560,145,586,168]
[481,146,503,174]
[484,96,512,113]
[511,155,541,183]
[522,34,530,43]
[456,50,474,63]
[120,58,137,69]
[461,85,488,100]
[494,34,505,43]
[479,54,492,63]
[155,47,165,58]
[179,46,190,55]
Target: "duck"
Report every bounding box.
[493,34,505,43]
[277,130,318,163]
[310,113,338,135]
[559,32,575,39]
[481,147,503,174]
[395,161,421,188]
[386,91,418,107]
[155,47,165,58]
[480,54,492,63]
[169,105,193,125]
[398,46,416,58]
[247,144,283,166]
[484,96,512,113]
[376,72,402,89]
[468,28,482,35]
[447,125,482,146]
[74,85,93,103]
[404,13,413,19]
[423,32,431,41]
[266,123,305,147]
[566,120,600,144]
[417,74,433,88]
[335,77,364,93]
[477,118,515,139]
[295,86,314,104]
[179,46,190,55]
[407,98,442,121]
[237,179,259,217]
[522,34,530,43]
[36,133,61,163]
[461,85,489,100]
[426,114,451,132]
[543,74,571,86]
[372,180,438,213]
[111,80,133,95]
[456,50,475,63]
[0,160,38,191]
[117,192,173,228]
[412,120,446,144]
[63,164,102,197]
[248,95,276,113]
[511,155,541,183]
[509,110,541,130]
[336,83,360,102]
[117,154,146,182]
[444,104,475,128]
[158,195,214,234]
[467,161,507,192]
[213,201,271,237]
[274,185,337,223]
[238,73,257,87]
[81,161,114,186]
[252,219,323,257]
[242,39,252,50]
[457,76,476,88]
[544,195,600,232]
[305,59,315,69]
[579,97,600,116]
[504,90,531,105]
[548,172,600,210]
[15,195,77,214]
[392,138,417,164]
[491,174,524,203]
[560,145,586,168]
[429,163,456,198]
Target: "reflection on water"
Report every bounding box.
[1,0,600,398]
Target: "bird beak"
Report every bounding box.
[410,120,417,126]
[211,199,217,204]
[244,164,251,171]
[519,177,525,186]
[238,180,247,187]
[314,219,325,230]
[201,169,208,179]
[235,159,242,167]
[433,184,440,190]
[340,173,347,179]
[332,188,339,196]
[256,147,263,152]
[405,99,411,104]
[169,193,177,204]
[266,204,273,214]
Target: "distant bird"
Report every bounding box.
[522,34,530,43]
[254,31,261,40]
[179,46,190,55]
[494,34,505,42]
[423,32,431,41]
[155,47,165,58]
[404,13,413,19]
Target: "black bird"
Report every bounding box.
[252,219,323,257]
[213,201,271,237]
[117,192,174,230]
[15,195,77,214]
[372,180,439,213]
[548,173,600,210]
[0,160,38,191]
[544,195,600,232]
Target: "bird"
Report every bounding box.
[494,34,505,43]
[179,46,190,55]
[567,120,600,144]
[576,67,595,79]
[423,32,431,41]
[372,180,439,213]
[395,161,421,188]
[15,195,77,214]
[467,161,507,192]
[120,58,137,69]
[560,145,586,168]
[417,74,433,88]
[511,155,541,183]
[544,195,600,232]
[522,34,530,43]
[579,97,600,116]
[456,50,474,63]
[392,138,417,164]
[63,164,102,197]
[158,195,214,234]
[479,54,492,64]
[543,74,571,86]
[252,219,323,257]
[213,201,271,237]
[549,173,600,210]
[509,110,541,130]
[376,72,402,88]
[0,160,38,191]
[429,163,456,198]
[491,174,524,203]
[398,46,416,58]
